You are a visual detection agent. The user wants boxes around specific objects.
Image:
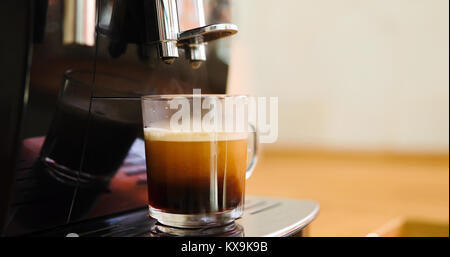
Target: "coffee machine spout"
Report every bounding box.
[183,0,207,68]
[155,0,238,66]
[155,0,180,64]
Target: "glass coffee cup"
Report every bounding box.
[142,94,257,229]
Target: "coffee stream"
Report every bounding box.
[144,128,248,214]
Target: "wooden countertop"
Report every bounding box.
[246,148,449,237]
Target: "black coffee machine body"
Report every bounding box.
[0,0,237,236]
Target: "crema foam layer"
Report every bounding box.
[144,127,248,142]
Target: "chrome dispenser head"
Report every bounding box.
[155,0,238,67]
[179,23,238,68]
[178,23,239,43]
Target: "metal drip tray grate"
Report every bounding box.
[30,196,319,237]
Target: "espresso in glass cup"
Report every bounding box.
[142,95,257,229]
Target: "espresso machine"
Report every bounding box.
[0,0,318,237]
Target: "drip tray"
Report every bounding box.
[33,196,319,237]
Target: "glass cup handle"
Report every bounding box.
[246,123,258,180]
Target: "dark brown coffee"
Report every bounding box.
[144,128,248,214]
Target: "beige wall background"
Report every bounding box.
[227,0,449,153]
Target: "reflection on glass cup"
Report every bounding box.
[142,94,257,229]
[40,70,142,186]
